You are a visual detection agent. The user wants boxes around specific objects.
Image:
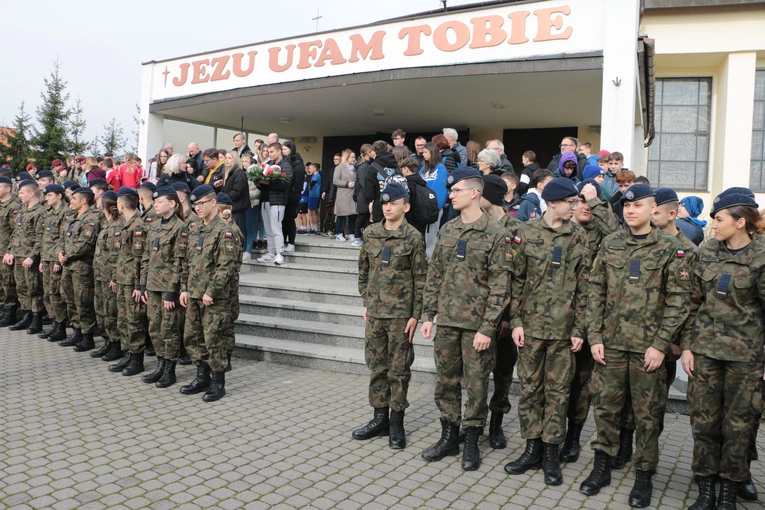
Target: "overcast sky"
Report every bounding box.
[0,0,476,150]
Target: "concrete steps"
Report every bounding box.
[242,261,359,282]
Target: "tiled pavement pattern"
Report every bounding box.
[2,329,765,510]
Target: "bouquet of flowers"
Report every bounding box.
[247,163,291,182]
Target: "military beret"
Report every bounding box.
[380,182,408,203]
[139,182,156,192]
[42,184,65,194]
[117,187,138,197]
[74,156,86,164]
[15,171,33,181]
[153,186,178,200]
[654,188,679,206]
[51,159,63,167]
[577,179,602,198]
[718,186,755,199]
[102,191,118,201]
[36,170,54,179]
[0,176,12,185]
[541,177,579,202]
[0,167,11,176]
[89,178,107,187]
[25,164,36,172]
[710,193,758,218]
[445,167,482,189]
[17,179,38,190]
[481,174,507,206]
[63,180,80,190]
[620,184,655,204]
[103,152,114,158]
[216,192,233,205]
[170,182,191,193]
[72,186,94,196]
[190,184,214,202]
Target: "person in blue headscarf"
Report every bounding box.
[677,195,707,245]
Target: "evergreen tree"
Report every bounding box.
[31,59,71,167]
[100,119,127,157]
[89,132,100,157]
[68,97,89,156]
[130,104,142,154]
[0,102,33,175]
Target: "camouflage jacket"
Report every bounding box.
[510,218,589,340]
[142,205,160,232]
[422,212,511,337]
[9,202,44,260]
[115,213,147,288]
[225,220,244,304]
[0,197,21,255]
[184,209,199,228]
[91,204,106,229]
[358,219,427,319]
[39,203,69,263]
[672,230,699,346]
[581,197,621,257]
[141,213,188,295]
[587,227,690,354]
[681,239,765,363]
[94,219,123,282]
[60,208,100,267]
[181,214,238,300]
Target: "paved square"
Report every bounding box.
[1,328,764,509]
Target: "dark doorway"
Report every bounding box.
[503,127,578,173]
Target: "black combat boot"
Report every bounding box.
[179,348,192,366]
[388,410,406,449]
[145,335,155,356]
[611,427,634,470]
[224,353,232,372]
[461,426,482,471]
[180,364,212,394]
[9,310,32,331]
[41,312,52,325]
[25,313,43,335]
[628,470,653,508]
[422,419,460,462]
[504,438,543,475]
[0,304,7,322]
[48,321,68,342]
[352,407,390,440]
[542,443,563,485]
[102,342,123,362]
[488,412,506,449]
[141,357,166,384]
[38,320,58,339]
[717,479,738,510]
[156,360,177,388]
[689,476,716,510]
[109,352,132,372]
[91,338,111,358]
[737,470,758,501]
[122,350,145,376]
[580,450,612,495]
[58,328,82,347]
[202,371,226,402]
[560,421,585,463]
[459,427,484,443]
[0,305,18,327]
[73,332,95,352]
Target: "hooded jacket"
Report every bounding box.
[283,140,306,202]
[364,152,400,223]
[517,190,543,222]
[264,156,293,207]
[518,162,540,196]
[553,152,580,183]
[547,151,588,180]
[404,173,430,237]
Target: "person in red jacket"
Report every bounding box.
[119,155,143,189]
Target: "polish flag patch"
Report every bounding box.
[513,236,522,244]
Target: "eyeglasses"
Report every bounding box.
[449,187,474,195]
[415,144,425,148]
[560,144,575,148]
[564,199,580,208]
[193,199,214,207]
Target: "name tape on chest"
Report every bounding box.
[716,273,731,298]
[381,245,391,267]
[629,260,640,283]
[551,246,562,267]
[196,235,205,251]
[456,239,467,261]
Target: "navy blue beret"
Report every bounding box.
[654,188,679,206]
[380,182,408,203]
[0,167,11,176]
[153,186,178,200]
[102,191,118,201]
[718,187,754,199]
[0,176,12,185]
[446,167,482,189]
[190,184,214,202]
[216,192,233,205]
[541,177,579,202]
[17,179,37,190]
[36,170,54,179]
[42,184,65,194]
[710,193,758,218]
[63,180,80,190]
[72,186,94,196]
[170,182,191,193]
[15,171,33,181]
[117,187,138,197]
[577,179,602,198]
[620,184,655,204]
[89,178,107,187]
[139,182,156,192]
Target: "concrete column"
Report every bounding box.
[138,63,164,162]
[599,0,641,169]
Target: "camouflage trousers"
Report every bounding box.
[117,284,146,353]
[0,260,17,306]
[94,280,118,342]
[434,326,496,428]
[223,282,240,355]
[618,358,677,434]
[517,337,574,444]
[14,260,43,313]
[146,291,182,361]
[184,298,230,373]
[61,263,96,333]
[489,337,518,414]
[591,349,667,472]
[567,338,594,425]
[41,262,66,322]
[688,354,764,482]
[364,316,415,412]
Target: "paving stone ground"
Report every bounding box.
[2,328,765,510]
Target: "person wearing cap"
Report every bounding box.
[581,184,691,508]
[678,192,765,509]
[107,187,149,374]
[517,169,554,222]
[353,181,427,450]
[25,163,37,178]
[582,165,610,201]
[138,182,159,230]
[419,167,511,471]
[170,182,198,227]
[90,190,122,358]
[36,170,55,191]
[3,179,46,335]
[36,184,70,343]
[0,176,21,326]
[89,179,109,227]
[503,178,588,486]
[676,195,707,246]
[179,184,239,402]
[57,187,100,352]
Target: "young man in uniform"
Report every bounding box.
[580,184,691,508]
[138,181,158,356]
[38,184,70,343]
[0,176,21,326]
[354,182,427,449]
[419,167,511,471]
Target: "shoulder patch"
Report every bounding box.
[135,231,143,237]
[181,232,188,238]
[114,232,121,237]
[677,249,685,258]
[513,236,522,244]
[225,232,232,238]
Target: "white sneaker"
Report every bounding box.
[335,234,346,242]
[274,253,285,265]
[242,252,251,261]
[348,234,355,241]
[257,253,276,263]
[352,239,362,247]
[284,244,295,252]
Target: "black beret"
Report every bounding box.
[89,178,107,187]
[380,182,408,203]
[445,167,482,189]
[577,179,602,198]
[102,191,118,201]
[654,188,679,206]
[481,174,507,206]
[63,180,80,190]
[541,177,579,202]
[0,167,11,176]
[139,182,156,192]
[153,186,179,200]
[620,184,655,204]
[15,171,33,181]
[117,187,138,197]
[170,182,191,193]
[0,176,12,185]
[190,184,215,202]
[718,186,755,199]
[36,170,54,179]
[72,187,94,196]
[17,179,38,190]
[216,192,233,205]
[710,193,758,218]
[42,184,65,194]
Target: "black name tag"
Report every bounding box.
[629,260,640,284]
[196,235,205,251]
[456,240,467,261]
[551,246,562,267]
[153,237,160,252]
[381,246,391,267]
[716,273,731,298]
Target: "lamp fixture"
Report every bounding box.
[280,117,292,124]
[491,102,506,110]
[372,109,386,116]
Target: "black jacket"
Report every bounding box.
[222,165,250,214]
[157,171,200,191]
[364,152,400,223]
[497,154,515,174]
[234,144,251,158]
[283,141,306,204]
[518,162,540,196]
[189,151,206,178]
[404,173,429,237]
[265,156,293,207]
[354,160,372,215]
[441,148,460,173]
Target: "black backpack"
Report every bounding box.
[410,183,440,225]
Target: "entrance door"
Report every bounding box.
[503,127,578,173]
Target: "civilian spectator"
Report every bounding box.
[257,142,292,265]
[365,140,400,224]
[84,157,106,184]
[242,152,263,255]
[554,152,580,183]
[187,142,205,180]
[393,146,409,169]
[443,128,467,167]
[433,134,460,173]
[297,172,309,234]
[353,144,373,243]
[486,139,515,174]
[118,155,143,189]
[413,136,427,167]
[391,129,410,154]
[161,143,174,157]
[210,149,230,192]
[399,157,430,238]
[518,150,539,196]
[609,169,635,222]
[149,149,168,184]
[201,148,223,185]
[502,171,521,216]
[258,145,269,165]
[466,140,481,170]
[476,148,502,177]
[281,141,305,252]
[233,133,250,158]
[676,195,707,246]
[157,153,199,190]
[307,163,322,234]
[419,142,448,258]
[582,164,609,200]
[220,151,249,240]
[333,149,358,242]
[517,168,554,221]
[547,136,587,180]
[252,139,265,156]
[103,158,121,191]
[579,141,599,166]
[322,154,341,233]
[267,133,279,144]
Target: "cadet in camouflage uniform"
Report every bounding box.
[179,185,239,402]
[171,181,198,366]
[215,193,243,373]
[57,187,100,352]
[5,179,45,334]
[90,191,122,358]
[681,193,765,510]
[560,180,621,463]
[89,179,109,337]
[580,184,691,508]
[139,181,159,356]
[354,182,427,450]
[139,186,188,388]
[419,167,511,471]
[37,184,70,343]
[107,187,149,375]
[0,176,21,326]
[504,178,588,486]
